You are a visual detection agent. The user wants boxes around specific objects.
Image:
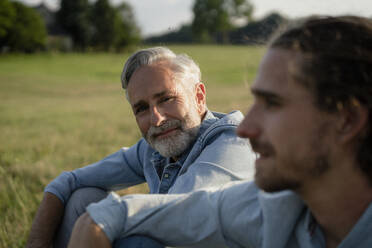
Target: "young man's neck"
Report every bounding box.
[299,161,372,247]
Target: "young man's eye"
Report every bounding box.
[264,98,280,108]
[265,99,277,107]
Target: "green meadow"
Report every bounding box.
[0,45,265,247]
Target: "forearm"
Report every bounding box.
[83,181,258,248]
[26,192,64,248]
[44,148,145,203]
[68,181,258,248]
[85,190,227,247]
[68,213,111,248]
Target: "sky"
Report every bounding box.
[20,0,372,37]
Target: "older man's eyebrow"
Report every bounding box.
[133,100,147,110]
[132,90,173,109]
[153,91,167,99]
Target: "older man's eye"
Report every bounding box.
[135,105,148,114]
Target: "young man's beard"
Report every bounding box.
[251,132,331,193]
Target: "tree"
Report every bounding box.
[191,0,253,43]
[57,0,140,51]
[113,2,140,51]
[1,1,47,52]
[57,0,91,50]
[0,0,16,48]
[90,0,140,51]
[90,0,116,50]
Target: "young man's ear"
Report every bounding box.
[195,82,206,115]
[337,100,369,144]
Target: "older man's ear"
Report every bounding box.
[195,82,206,115]
[67,213,111,248]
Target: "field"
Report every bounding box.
[0,45,264,247]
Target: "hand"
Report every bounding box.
[26,192,64,248]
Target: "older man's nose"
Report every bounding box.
[150,106,166,127]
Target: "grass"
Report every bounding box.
[0,45,265,247]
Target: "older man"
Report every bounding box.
[69,16,372,248]
[26,47,254,248]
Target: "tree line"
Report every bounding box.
[57,0,140,52]
[0,0,140,52]
[0,0,286,53]
[146,12,286,45]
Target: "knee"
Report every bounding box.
[54,188,108,248]
[66,187,108,215]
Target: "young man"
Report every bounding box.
[26,47,255,248]
[69,16,372,248]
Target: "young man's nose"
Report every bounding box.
[236,109,260,139]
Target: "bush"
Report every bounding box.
[0,0,47,53]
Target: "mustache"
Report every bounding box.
[147,119,182,139]
[249,139,275,157]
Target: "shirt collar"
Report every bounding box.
[339,200,372,246]
[304,208,317,237]
[174,110,217,165]
[196,110,218,138]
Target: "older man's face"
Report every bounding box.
[127,62,206,158]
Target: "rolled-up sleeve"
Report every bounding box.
[45,139,148,205]
[87,181,261,248]
[86,192,128,242]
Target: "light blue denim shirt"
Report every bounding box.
[87,180,372,248]
[45,110,255,205]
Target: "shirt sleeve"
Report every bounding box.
[44,139,148,205]
[86,180,262,248]
[169,128,256,194]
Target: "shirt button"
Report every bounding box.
[164,173,169,178]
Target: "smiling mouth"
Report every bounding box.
[154,128,179,139]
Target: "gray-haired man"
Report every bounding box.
[27,47,255,248]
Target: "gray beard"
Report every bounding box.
[145,119,200,158]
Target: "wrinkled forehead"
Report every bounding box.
[132,60,174,79]
[127,63,187,101]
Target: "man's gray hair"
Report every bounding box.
[121,47,201,92]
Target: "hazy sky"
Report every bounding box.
[21,0,372,37]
